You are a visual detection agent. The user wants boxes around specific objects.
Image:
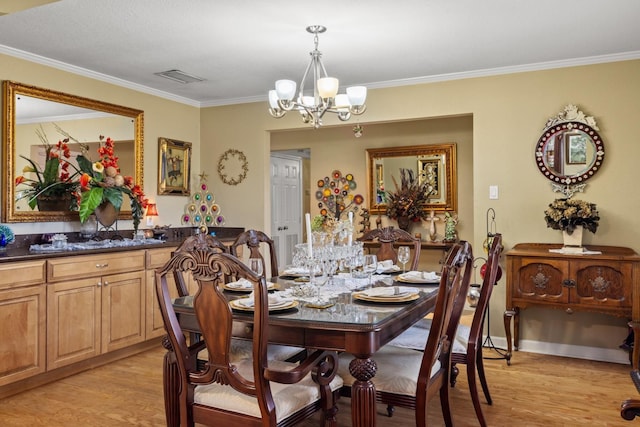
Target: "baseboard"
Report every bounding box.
[485,335,630,365]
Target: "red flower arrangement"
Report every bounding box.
[77,135,148,232]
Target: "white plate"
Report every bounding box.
[353,292,419,303]
[396,272,441,284]
[378,265,402,274]
[223,281,276,292]
[229,298,298,312]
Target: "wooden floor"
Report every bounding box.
[0,344,635,426]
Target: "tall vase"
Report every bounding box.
[562,225,584,252]
[396,216,411,232]
[94,201,119,227]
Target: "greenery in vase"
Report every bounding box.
[544,198,599,235]
[77,135,148,232]
[14,126,79,210]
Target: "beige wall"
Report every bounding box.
[201,59,640,361]
[2,51,640,360]
[270,117,473,272]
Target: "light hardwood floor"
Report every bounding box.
[0,345,635,426]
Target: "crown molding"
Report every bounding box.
[3,44,640,109]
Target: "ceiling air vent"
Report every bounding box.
[154,69,205,84]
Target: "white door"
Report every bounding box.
[270,154,302,268]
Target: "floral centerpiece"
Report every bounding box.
[544,198,599,235]
[14,126,78,210]
[385,168,434,230]
[311,214,354,243]
[77,135,148,232]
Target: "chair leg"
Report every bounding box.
[476,346,493,405]
[386,404,395,417]
[450,363,459,388]
[466,352,488,427]
[439,378,454,427]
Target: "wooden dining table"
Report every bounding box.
[166,276,439,426]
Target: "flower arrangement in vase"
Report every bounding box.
[385,168,434,231]
[544,198,599,235]
[14,126,79,211]
[77,135,148,232]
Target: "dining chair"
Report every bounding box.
[386,234,503,427]
[171,234,306,364]
[358,226,421,271]
[337,241,473,427]
[156,239,343,426]
[170,233,231,296]
[230,229,279,279]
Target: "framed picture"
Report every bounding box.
[158,137,192,195]
[565,132,588,165]
[417,155,442,199]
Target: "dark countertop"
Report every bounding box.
[0,226,244,263]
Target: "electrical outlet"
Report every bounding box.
[489,185,499,200]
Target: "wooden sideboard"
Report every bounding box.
[503,243,640,362]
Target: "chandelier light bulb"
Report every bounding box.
[317,77,339,99]
[334,94,351,109]
[268,90,280,109]
[346,86,367,106]
[275,79,296,101]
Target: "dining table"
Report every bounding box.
[166,272,440,426]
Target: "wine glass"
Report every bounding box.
[311,260,330,306]
[397,246,410,273]
[248,258,264,277]
[362,254,378,286]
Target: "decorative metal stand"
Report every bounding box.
[93,219,124,240]
[481,208,508,361]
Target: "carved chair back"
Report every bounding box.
[230,229,279,278]
[358,226,421,270]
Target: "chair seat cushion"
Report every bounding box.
[194,358,343,422]
[199,339,305,364]
[387,319,469,353]
[337,347,440,397]
[230,339,305,362]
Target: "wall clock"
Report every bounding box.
[217,149,249,186]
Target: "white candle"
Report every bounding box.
[347,211,353,245]
[305,213,313,257]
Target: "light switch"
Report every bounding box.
[489,185,499,200]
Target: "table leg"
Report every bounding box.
[349,356,378,427]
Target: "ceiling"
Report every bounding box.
[1,0,639,108]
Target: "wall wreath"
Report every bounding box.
[217,149,249,186]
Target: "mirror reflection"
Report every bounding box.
[2,81,144,223]
[535,105,604,194]
[367,143,457,214]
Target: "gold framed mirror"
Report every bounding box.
[2,81,144,223]
[366,143,457,214]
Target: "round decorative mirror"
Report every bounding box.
[535,104,605,197]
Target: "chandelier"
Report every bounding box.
[268,25,367,128]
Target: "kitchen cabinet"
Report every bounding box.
[0,260,47,386]
[46,252,146,369]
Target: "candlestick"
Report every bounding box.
[305,213,313,257]
[348,211,353,245]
